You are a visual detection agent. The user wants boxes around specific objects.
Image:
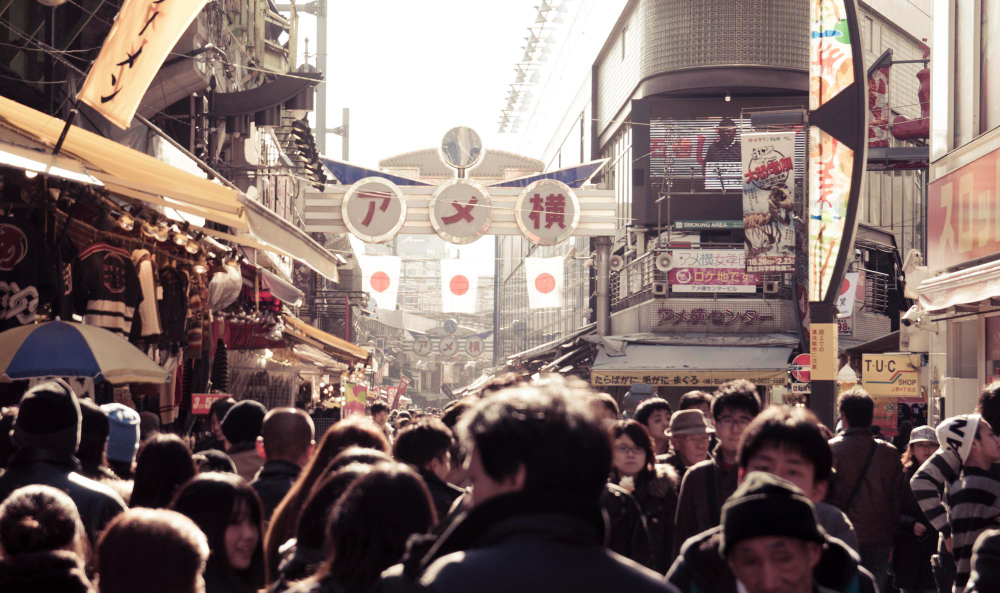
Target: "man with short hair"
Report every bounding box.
[678,391,714,418]
[672,380,761,556]
[658,409,712,478]
[251,407,315,519]
[636,398,673,457]
[371,401,393,443]
[827,388,904,593]
[221,399,268,482]
[393,417,464,519]
[380,382,677,592]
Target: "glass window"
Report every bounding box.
[982,0,1000,134]
[953,320,979,379]
[987,315,1000,383]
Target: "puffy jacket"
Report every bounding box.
[665,525,878,593]
[0,448,127,544]
[827,428,905,546]
[377,490,679,593]
[893,465,937,590]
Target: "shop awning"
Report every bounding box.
[282,313,370,366]
[241,195,340,283]
[590,343,793,388]
[260,267,304,306]
[918,257,1000,313]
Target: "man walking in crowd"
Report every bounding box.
[251,407,316,520]
[678,391,714,419]
[673,379,760,556]
[827,387,904,593]
[932,414,1000,593]
[0,380,126,544]
[392,417,464,520]
[659,409,713,478]
[371,401,394,444]
[221,399,268,482]
[636,397,673,458]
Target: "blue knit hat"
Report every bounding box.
[101,403,141,464]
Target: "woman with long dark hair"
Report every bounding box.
[0,485,94,593]
[608,420,678,573]
[265,417,390,576]
[275,463,436,593]
[130,434,199,509]
[171,473,267,593]
[894,426,939,593]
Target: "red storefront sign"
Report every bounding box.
[928,146,1000,272]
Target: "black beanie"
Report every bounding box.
[79,398,110,446]
[719,472,827,557]
[13,379,81,455]
[221,400,267,445]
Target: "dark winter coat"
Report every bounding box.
[377,490,679,593]
[622,464,679,573]
[252,460,302,520]
[0,448,126,544]
[827,427,904,546]
[665,525,878,593]
[602,483,654,569]
[0,550,94,593]
[671,451,739,557]
[894,465,937,590]
[417,468,465,522]
[267,539,325,593]
[967,528,1000,593]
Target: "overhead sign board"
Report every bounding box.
[669,250,760,293]
[341,178,407,243]
[413,337,432,357]
[439,337,459,356]
[465,336,485,357]
[861,353,920,398]
[429,179,493,244]
[514,179,581,245]
[591,369,789,388]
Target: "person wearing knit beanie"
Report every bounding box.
[101,403,141,477]
[11,379,81,456]
[936,414,982,464]
[221,400,267,481]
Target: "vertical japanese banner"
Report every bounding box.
[810,324,838,381]
[741,132,797,273]
[342,381,367,419]
[392,375,410,409]
[78,0,210,130]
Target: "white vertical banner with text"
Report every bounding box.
[359,255,401,311]
[741,131,797,273]
[441,259,479,314]
[525,257,563,309]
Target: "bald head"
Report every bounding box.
[257,408,315,466]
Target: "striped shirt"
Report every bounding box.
[946,467,1000,593]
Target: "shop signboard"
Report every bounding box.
[429,179,494,244]
[392,375,410,409]
[191,393,231,415]
[862,354,920,398]
[927,145,1000,273]
[591,369,788,388]
[514,179,581,246]
[872,397,898,437]
[810,324,838,380]
[341,178,407,243]
[741,132,797,273]
[673,220,743,230]
[669,250,760,293]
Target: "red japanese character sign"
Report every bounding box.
[514,180,580,246]
[429,179,493,245]
[341,177,407,243]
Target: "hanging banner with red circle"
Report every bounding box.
[514,180,581,246]
[359,255,401,310]
[429,179,493,245]
[342,177,407,243]
[525,256,563,309]
[441,259,479,314]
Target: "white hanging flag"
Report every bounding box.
[525,257,563,309]
[359,255,401,310]
[441,259,479,314]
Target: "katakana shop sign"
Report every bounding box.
[669,250,760,293]
[591,369,788,388]
[341,178,407,243]
[429,179,493,245]
[514,179,581,246]
[656,307,775,326]
[741,132,797,273]
[78,0,210,130]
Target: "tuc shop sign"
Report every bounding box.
[591,370,789,387]
[927,145,1000,272]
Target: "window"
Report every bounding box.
[864,16,874,52]
[952,320,979,379]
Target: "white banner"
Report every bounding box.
[78,0,210,130]
[359,255,401,311]
[525,257,563,309]
[441,259,479,314]
[741,132,797,273]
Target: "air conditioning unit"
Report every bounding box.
[652,282,669,296]
[763,280,780,294]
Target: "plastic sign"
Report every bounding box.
[808,129,855,301]
[861,354,920,398]
[741,132,797,273]
[809,0,856,112]
[413,337,432,357]
[465,336,485,357]
[439,337,459,356]
[342,178,407,243]
[514,180,581,246]
[429,179,493,244]
[191,393,230,415]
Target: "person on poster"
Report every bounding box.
[703,118,740,190]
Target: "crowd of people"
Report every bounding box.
[2,374,1000,593]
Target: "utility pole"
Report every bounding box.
[276,0,328,153]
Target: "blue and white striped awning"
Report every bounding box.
[320,157,431,186]
[485,159,608,188]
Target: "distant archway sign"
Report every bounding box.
[429,179,493,244]
[341,177,407,243]
[514,179,581,246]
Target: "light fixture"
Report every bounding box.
[23,170,37,179]
[173,232,190,246]
[141,219,159,238]
[155,220,170,242]
[193,255,208,274]
[185,241,200,255]
[725,94,732,102]
[118,212,135,232]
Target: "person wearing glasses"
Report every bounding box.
[671,380,761,557]
[609,420,679,574]
[658,410,713,480]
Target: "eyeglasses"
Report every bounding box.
[717,416,753,430]
[614,443,645,456]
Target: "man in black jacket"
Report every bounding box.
[251,407,314,520]
[393,417,465,520]
[379,377,677,593]
[0,380,126,544]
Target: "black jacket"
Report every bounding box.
[893,466,937,590]
[417,468,465,521]
[0,448,126,544]
[602,483,654,569]
[967,528,1000,593]
[672,448,738,557]
[252,460,301,520]
[665,526,877,593]
[378,490,678,593]
[0,550,94,593]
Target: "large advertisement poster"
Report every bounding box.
[668,250,760,293]
[742,132,797,273]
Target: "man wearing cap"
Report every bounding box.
[222,399,268,481]
[666,472,875,593]
[102,402,141,480]
[659,409,713,479]
[0,380,126,543]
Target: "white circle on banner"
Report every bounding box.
[429,179,493,244]
[439,337,459,356]
[413,337,432,357]
[514,179,580,246]
[465,336,485,357]
[341,177,407,243]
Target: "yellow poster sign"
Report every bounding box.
[810,323,838,381]
[861,354,921,398]
[590,369,788,388]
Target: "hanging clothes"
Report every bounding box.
[0,219,58,331]
[55,241,78,322]
[159,355,180,425]
[186,270,206,357]
[157,266,188,351]
[130,249,162,339]
[73,241,142,336]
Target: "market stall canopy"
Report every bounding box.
[0,321,168,384]
[260,267,304,306]
[590,343,794,388]
[282,313,370,367]
[918,257,1000,313]
[241,192,340,283]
